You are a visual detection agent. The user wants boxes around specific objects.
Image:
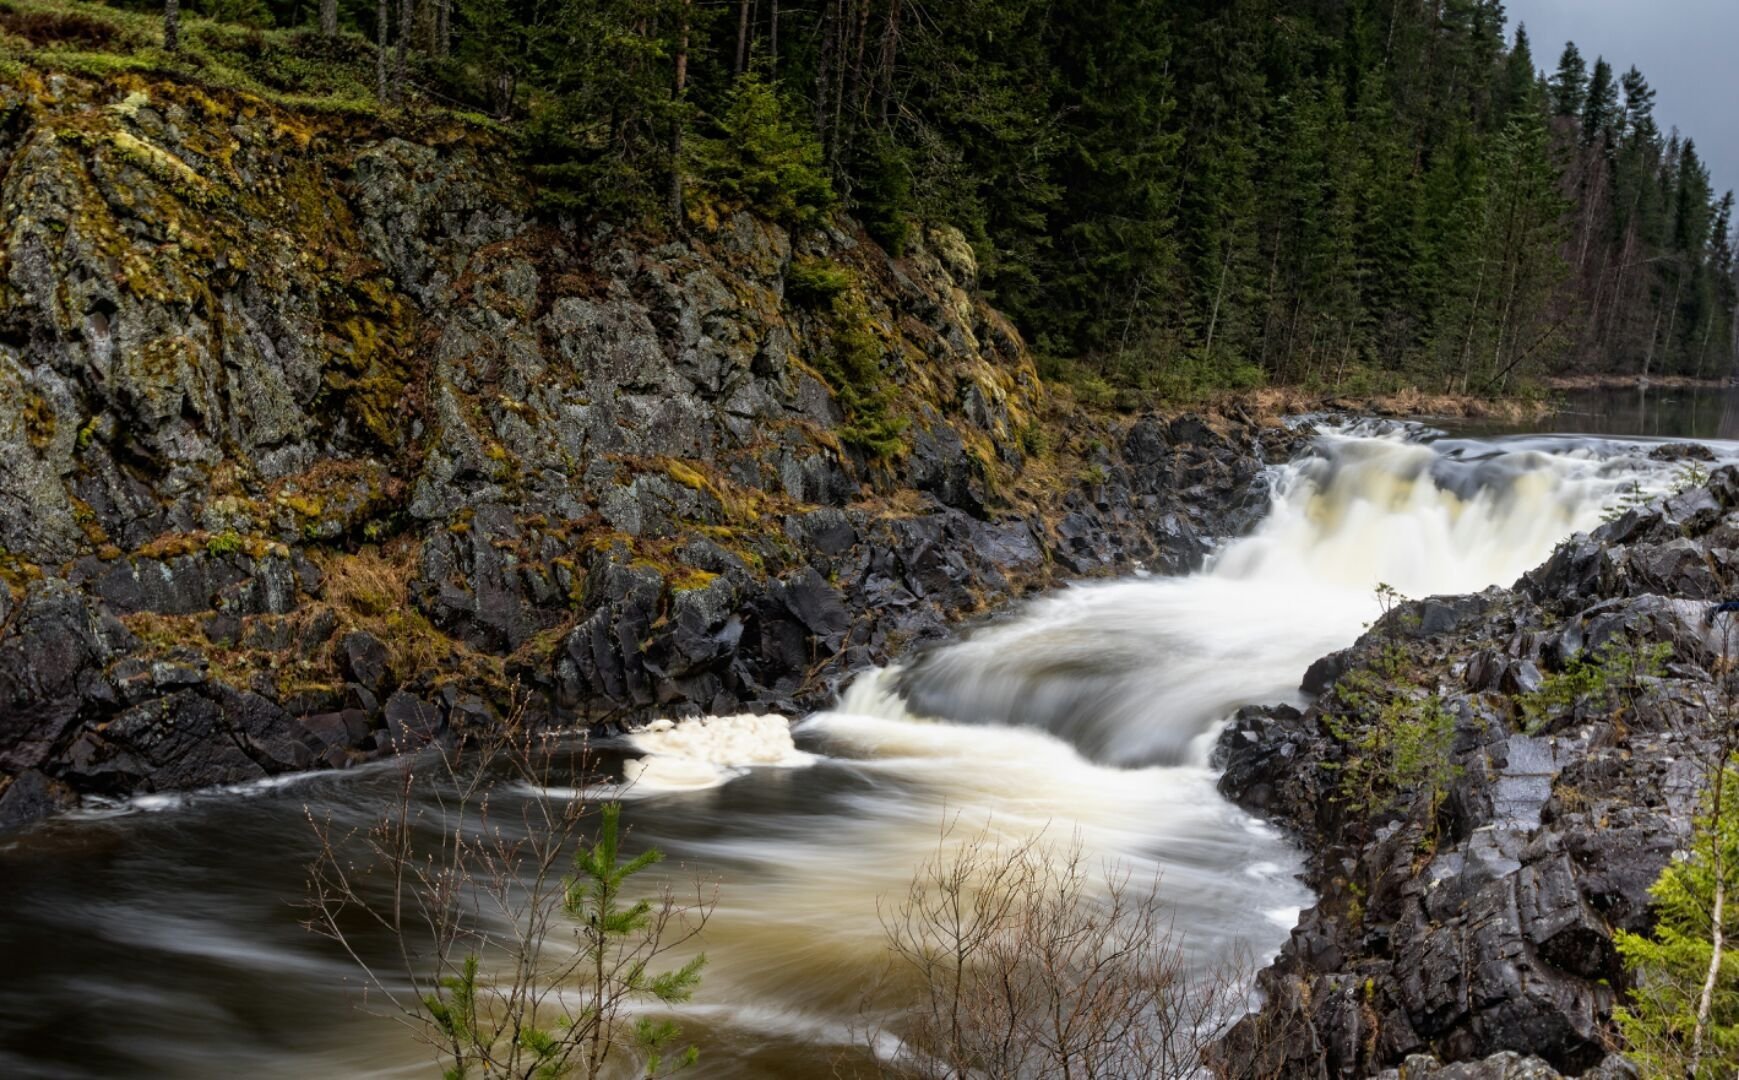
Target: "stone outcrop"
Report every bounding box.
[0,67,1300,824]
[1213,470,1739,1077]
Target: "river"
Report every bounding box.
[1,393,1731,1078]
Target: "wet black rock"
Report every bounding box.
[383,691,445,750]
[1370,1052,1639,1080]
[0,67,1307,831]
[1214,467,1739,1077]
[1648,441,1716,462]
[337,631,392,698]
[0,770,77,832]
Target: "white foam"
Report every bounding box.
[622,713,813,793]
[66,769,342,820]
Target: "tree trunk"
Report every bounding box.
[1691,763,1730,1076]
[1659,263,1686,375]
[1731,299,1739,380]
[435,0,449,58]
[395,0,412,103]
[1203,239,1235,364]
[1641,301,1663,381]
[1696,312,1716,380]
[768,0,779,76]
[735,0,752,74]
[848,0,871,114]
[163,0,180,52]
[878,0,900,125]
[829,0,848,166]
[1458,256,1489,395]
[669,0,691,223]
[376,0,389,103]
[319,0,337,37]
[814,0,835,150]
[1576,149,1605,272]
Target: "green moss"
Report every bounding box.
[693,524,767,573]
[205,528,243,556]
[104,127,225,207]
[1016,421,1050,459]
[325,300,413,449]
[785,258,853,307]
[663,459,708,491]
[668,567,719,593]
[0,0,500,125]
[812,294,907,459]
[21,392,56,449]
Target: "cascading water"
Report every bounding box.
[886,427,1673,767]
[0,423,1724,1078]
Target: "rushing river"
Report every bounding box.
[1,407,1731,1078]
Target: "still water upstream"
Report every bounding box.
[1,389,1733,1077]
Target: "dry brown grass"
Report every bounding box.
[313,541,499,688]
[0,7,117,48]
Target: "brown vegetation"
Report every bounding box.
[866,821,1253,1080]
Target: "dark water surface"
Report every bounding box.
[1,402,1729,1078]
[1446,384,1739,440]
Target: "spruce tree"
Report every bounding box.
[1549,41,1587,118]
[1498,25,1538,123]
[1616,767,1739,1079]
[566,803,706,1078]
[1582,57,1618,148]
[254,0,1731,395]
[1622,65,1659,141]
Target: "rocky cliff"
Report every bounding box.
[1213,459,1739,1078]
[0,65,1300,828]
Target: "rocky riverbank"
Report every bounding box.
[0,66,1310,829]
[1212,455,1739,1078]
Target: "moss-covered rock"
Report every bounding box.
[0,59,1304,829]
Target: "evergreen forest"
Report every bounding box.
[18,0,1739,400]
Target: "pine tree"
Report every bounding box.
[1042,0,1181,362]
[259,0,1730,396]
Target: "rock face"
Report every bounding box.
[1213,472,1739,1077]
[0,69,1299,825]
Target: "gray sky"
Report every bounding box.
[1506,0,1739,198]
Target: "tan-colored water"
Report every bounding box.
[0,424,1714,1077]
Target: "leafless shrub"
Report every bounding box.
[302,712,714,1078]
[863,817,1252,1079]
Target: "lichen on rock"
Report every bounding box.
[0,64,1298,828]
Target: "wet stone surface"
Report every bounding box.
[1213,473,1739,1077]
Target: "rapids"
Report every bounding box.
[0,417,1731,1078]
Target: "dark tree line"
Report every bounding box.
[155,0,1738,396]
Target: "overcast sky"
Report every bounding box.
[1506,0,1739,198]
